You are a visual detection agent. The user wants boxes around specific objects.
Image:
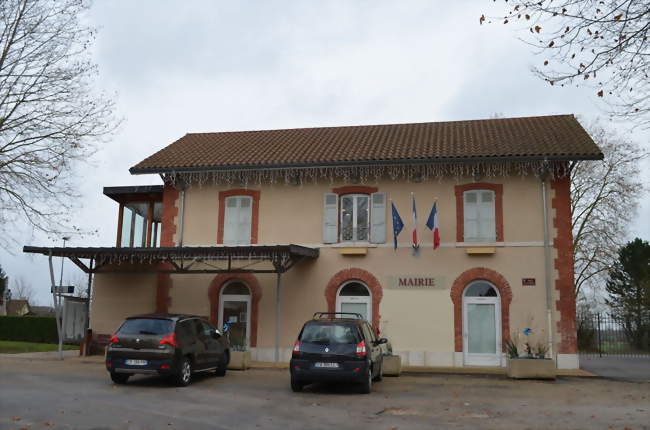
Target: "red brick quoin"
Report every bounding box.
[450,267,512,353]
[156,185,180,313]
[208,274,262,347]
[454,183,504,242]
[551,173,578,354]
[324,268,383,330]
[217,189,261,244]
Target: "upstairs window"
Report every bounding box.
[323,191,386,244]
[223,196,253,245]
[463,190,496,242]
[340,194,369,241]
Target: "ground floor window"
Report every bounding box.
[336,281,371,321]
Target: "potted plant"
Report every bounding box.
[224,324,251,370]
[227,344,251,370]
[380,340,401,377]
[506,328,556,380]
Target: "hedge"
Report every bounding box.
[0,316,59,343]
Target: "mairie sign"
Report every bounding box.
[385,275,446,290]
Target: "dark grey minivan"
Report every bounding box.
[289,312,387,394]
[105,314,230,386]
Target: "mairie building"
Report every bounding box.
[25,115,602,369]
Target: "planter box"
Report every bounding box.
[507,358,556,380]
[382,355,401,377]
[228,350,251,370]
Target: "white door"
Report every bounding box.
[336,281,371,321]
[463,281,501,366]
[218,282,251,349]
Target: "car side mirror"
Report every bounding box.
[375,338,388,345]
[212,329,221,339]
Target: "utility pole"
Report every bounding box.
[56,237,70,360]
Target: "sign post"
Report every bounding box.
[48,253,64,360]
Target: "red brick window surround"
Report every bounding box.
[450,267,512,353]
[217,189,261,244]
[454,183,504,242]
[208,273,262,347]
[332,185,378,195]
[324,268,383,330]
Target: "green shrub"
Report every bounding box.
[0,316,58,343]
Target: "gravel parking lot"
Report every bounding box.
[1,355,648,430]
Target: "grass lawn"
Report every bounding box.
[0,340,78,354]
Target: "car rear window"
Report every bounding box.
[118,318,174,336]
[300,323,359,344]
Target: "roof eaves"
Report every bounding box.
[128,152,604,175]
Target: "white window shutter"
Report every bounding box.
[479,191,496,241]
[370,192,386,243]
[239,197,253,244]
[322,193,338,244]
[223,197,238,245]
[463,191,479,242]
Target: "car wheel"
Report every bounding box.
[359,366,372,394]
[290,375,303,392]
[110,372,130,385]
[174,357,192,387]
[373,360,383,382]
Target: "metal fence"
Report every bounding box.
[578,313,650,357]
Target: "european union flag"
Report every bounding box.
[391,201,404,250]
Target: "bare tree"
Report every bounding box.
[571,120,647,299]
[0,0,117,249]
[483,1,650,125]
[12,276,35,304]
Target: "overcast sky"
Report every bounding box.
[2,0,648,306]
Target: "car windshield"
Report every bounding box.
[118,318,174,335]
[300,323,359,344]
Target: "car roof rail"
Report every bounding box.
[312,312,363,320]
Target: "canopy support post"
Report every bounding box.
[274,271,282,363]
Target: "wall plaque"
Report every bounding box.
[522,278,536,286]
[386,275,446,290]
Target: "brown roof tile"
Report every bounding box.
[130,115,602,173]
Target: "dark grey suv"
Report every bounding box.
[105,314,230,386]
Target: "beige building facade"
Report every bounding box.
[83,116,602,369]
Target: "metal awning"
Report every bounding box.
[23,244,319,274]
[24,244,318,363]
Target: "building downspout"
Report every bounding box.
[541,174,555,360]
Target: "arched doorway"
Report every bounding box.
[219,281,251,350]
[336,281,371,321]
[463,280,501,366]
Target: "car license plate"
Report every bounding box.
[125,359,147,366]
[315,362,339,368]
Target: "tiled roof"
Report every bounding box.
[130,115,602,173]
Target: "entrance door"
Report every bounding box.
[336,281,371,321]
[463,281,501,366]
[219,282,251,350]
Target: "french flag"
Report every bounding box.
[426,201,440,250]
[411,193,419,251]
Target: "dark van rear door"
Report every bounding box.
[298,322,361,362]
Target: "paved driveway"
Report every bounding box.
[1,355,648,430]
[580,355,650,382]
